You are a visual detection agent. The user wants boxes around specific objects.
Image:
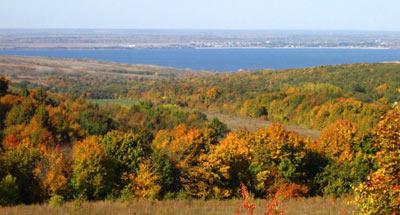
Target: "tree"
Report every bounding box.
[317,120,359,163]
[250,124,311,196]
[126,162,161,199]
[0,76,9,96]
[151,125,215,198]
[152,125,212,167]
[102,130,151,173]
[47,105,84,144]
[355,106,400,214]
[203,131,253,198]
[77,107,114,135]
[316,153,373,197]
[71,136,116,200]
[151,151,180,198]
[207,118,228,139]
[32,88,47,104]
[0,144,42,204]
[4,99,36,127]
[34,147,70,198]
[33,105,50,128]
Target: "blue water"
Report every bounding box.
[1,48,400,71]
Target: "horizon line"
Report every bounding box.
[0,28,400,33]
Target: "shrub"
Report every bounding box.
[48,194,64,208]
[0,174,19,206]
[275,183,309,200]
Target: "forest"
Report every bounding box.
[0,58,399,214]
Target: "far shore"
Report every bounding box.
[0,46,397,51]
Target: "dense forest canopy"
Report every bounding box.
[130,63,399,133]
[2,57,400,134]
[0,57,399,214]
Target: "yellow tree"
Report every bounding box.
[317,120,359,163]
[152,125,214,198]
[71,136,115,200]
[126,162,161,199]
[202,130,253,198]
[250,124,310,196]
[355,106,400,214]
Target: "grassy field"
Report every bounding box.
[0,197,355,215]
[0,55,203,81]
[0,56,211,97]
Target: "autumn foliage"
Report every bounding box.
[355,105,400,214]
[0,76,398,214]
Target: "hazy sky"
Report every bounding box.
[1,0,399,31]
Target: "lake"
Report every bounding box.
[1,48,400,71]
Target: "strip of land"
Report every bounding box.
[0,55,209,85]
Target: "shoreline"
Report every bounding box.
[0,46,397,51]
[194,46,393,50]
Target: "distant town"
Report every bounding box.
[1,29,400,49]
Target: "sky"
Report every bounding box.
[0,0,399,31]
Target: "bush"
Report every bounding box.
[0,174,19,206]
[119,187,134,201]
[48,194,64,207]
[275,183,309,200]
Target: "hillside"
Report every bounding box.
[131,63,399,132]
[0,76,398,214]
[0,56,210,98]
[0,58,398,213]
[0,56,398,133]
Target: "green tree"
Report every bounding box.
[101,130,151,175]
[207,118,228,139]
[5,100,36,127]
[71,136,116,200]
[0,145,42,204]
[77,107,114,135]
[151,151,180,198]
[316,153,374,197]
